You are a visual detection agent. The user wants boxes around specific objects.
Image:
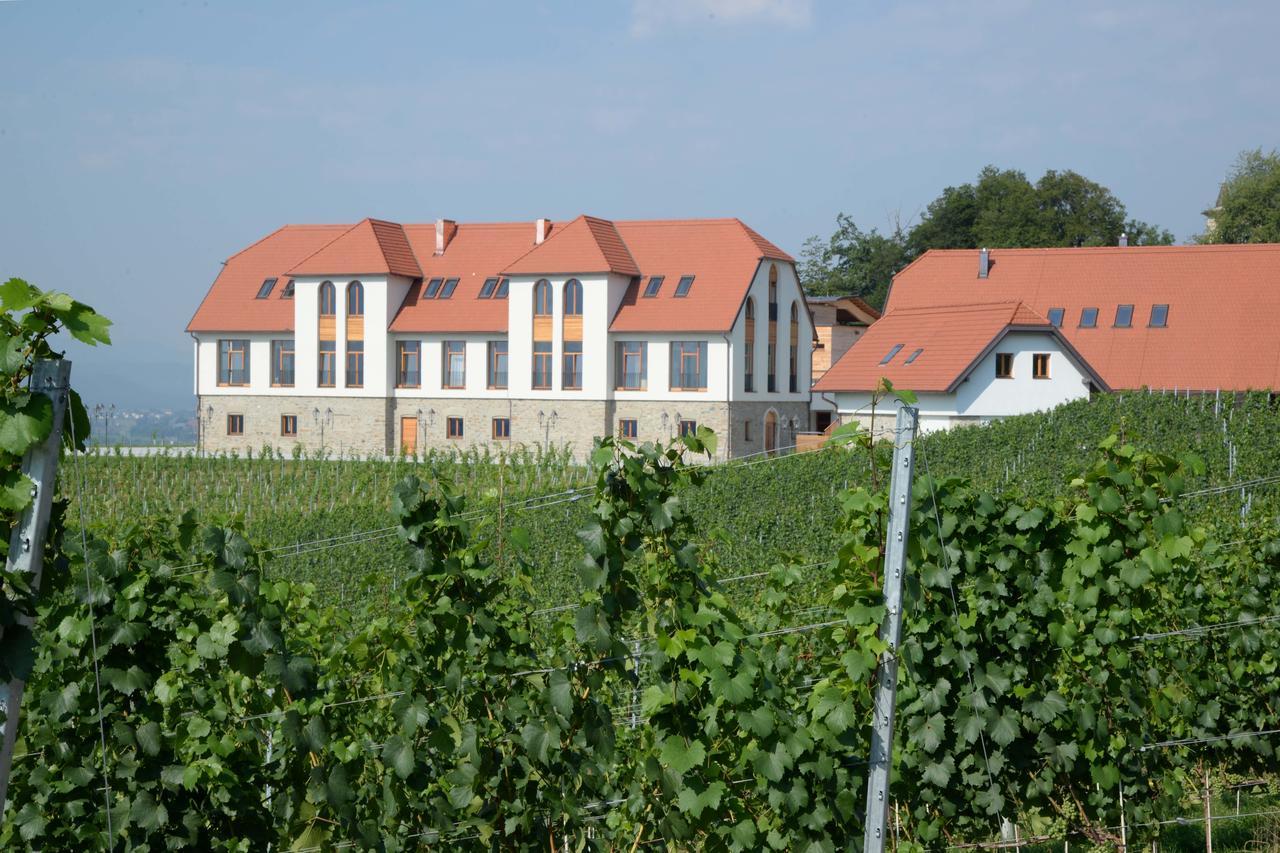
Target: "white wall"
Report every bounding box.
[390,334,510,399]
[726,260,813,402]
[607,333,729,402]
[506,273,613,399]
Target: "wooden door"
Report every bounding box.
[400,417,418,455]
[764,411,777,455]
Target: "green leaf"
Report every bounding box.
[136,721,162,756]
[989,708,1020,747]
[659,736,706,776]
[547,670,573,718]
[56,301,112,346]
[0,278,40,312]
[0,395,53,455]
[382,735,415,779]
[1119,561,1152,589]
[187,717,211,740]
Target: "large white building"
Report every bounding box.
[188,215,814,458]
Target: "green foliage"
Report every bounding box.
[1199,147,1280,244]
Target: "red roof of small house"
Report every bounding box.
[189,216,794,334]
[884,244,1280,391]
[813,301,1107,393]
[503,215,641,277]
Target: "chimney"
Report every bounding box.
[1119,232,1128,247]
[434,219,456,255]
[536,218,551,245]
[978,247,990,279]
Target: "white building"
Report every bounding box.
[188,215,814,458]
[812,301,1106,434]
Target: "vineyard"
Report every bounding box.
[3,276,1280,849]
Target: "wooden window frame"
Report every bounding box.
[995,352,1014,379]
[615,341,646,391]
[532,341,553,390]
[487,340,508,389]
[618,418,638,439]
[678,419,697,437]
[767,342,777,393]
[442,340,466,389]
[280,414,297,437]
[217,339,250,387]
[744,297,756,392]
[318,341,336,387]
[319,281,336,316]
[270,339,295,387]
[670,341,707,391]
[345,340,364,388]
[446,416,464,440]
[1032,353,1050,379]
[492,417,511,440]
[534,279,552,316]
[562,341,583,390]
[564,279,583,316]
[346,281,364,316]
[744,419,752,442]
[227,413,244,436]
[396,341,421,388]
[789,303,799,393]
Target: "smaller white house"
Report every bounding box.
[812,301,1108,434]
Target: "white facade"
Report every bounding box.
[830,331,1093,433]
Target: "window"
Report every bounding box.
[670,341,708,390]
[1047,307,1064,327]
[788,302,799,393]
[768,267,778,321]
[256,278,277,299]
[1033,353,1050,379]
[615,341,646,390]
[319,281,336,315]
[904,347,923,365]
[534,279,552,315]
[678,419,697,437]
[439,278,459,299]
[1114,304,1133,328]
[443,341,466,389]
[995,352,1014,378]
[1079,307,1098,328]
[495,278,509,298]
[744,419,752,442]
[318,341,336,387]
[880,344,904,365]
[280,279,295,299]
[281,414,297,437]
[424,278,444,298]
[271,339,295,387]
[479,277,498,298]
[1149,304,1169,327]
[674,275,695,297]
[396,341,421,388]
[347,281,364,316]
[744,298,755,393]
[562,341,583,390]
[564,279,583,315]
[217,339,250,386]
[767,343,777,392]
[446,417,464,439]
[345,340,364,387]
[492,417,510,440]
[227,414,244,436]
[642,276,664,297]
[532,341,553,389]
[618,418,638,439]
[487,340,508,389]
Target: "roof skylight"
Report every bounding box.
[495,278,509,298]
[904,347,923,364]
[642,276,664,297]
[424,278,443,298]
[1114,304,1134,327]
[1047,307,1064,327]
[674,275,695,297]
[256,278,277,299]
[1079,307,1098,328]
[880,344,904,364]
[1149,304,1169,327]
[439,278,459,299]
[280,279,295,299]
[478,278,498,298]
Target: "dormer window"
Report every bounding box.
[256,278,277,299]
[880,344,904,364]
[642,276,664,297]
[479,278,498,298]
[424,278,443,298]
[674,275,695,297]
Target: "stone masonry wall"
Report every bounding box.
[199,395,389,456]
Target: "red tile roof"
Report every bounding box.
[504,215,641,277]
[190,216,793,335]
[186,225,346,332]
[884,244,1280,391]
[289,218,422,278]
[813,301,1106,393]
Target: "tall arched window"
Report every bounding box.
[789,302,799,393]
[319,281,336,316]
[744,297,756,393]
[562,279,583,389]
[532,279,553,389]
[346,281,364,316]
[767,266,778,392]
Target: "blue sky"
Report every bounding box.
[1,0,1277,409]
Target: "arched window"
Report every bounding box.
[563,279,583,316]
[767,266,778,392]
[319,281,336,316]
[534,279,552,316]
[768,265,778,320]
[789,302,799,393]
[744,297,756,393]
[346,281,364,316]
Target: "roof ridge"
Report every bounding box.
[283,220,365,276]
[921,243,1280,256]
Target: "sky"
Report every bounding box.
[1,0,1277,410]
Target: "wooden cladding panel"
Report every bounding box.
[768,320,777,343]
[533,316,553,341]
[346,316,364,342]
[319,316,336,341]
[562,316,583,342]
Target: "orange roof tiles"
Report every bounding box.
[289,218,422,278]
[190,215,794,335]
[504,215,640,277]
[813,301,1106,393]
[885,244,1280,391]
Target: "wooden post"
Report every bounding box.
[0,360,72,815]
[862,406,918,853]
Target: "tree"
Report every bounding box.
[1199,148,1280,244]
[796,214,908,309]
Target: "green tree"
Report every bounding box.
[796,214,908,309]
[1200,148,1280,243]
